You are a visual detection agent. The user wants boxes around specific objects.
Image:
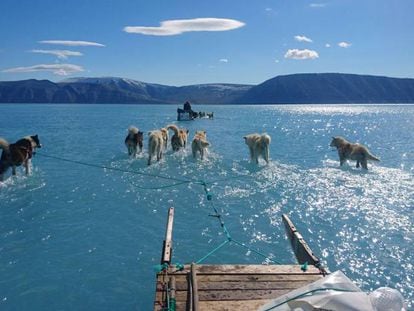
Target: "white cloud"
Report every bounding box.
[39,40,105,47]
[123,18,245,36]
[338,41,351,48]
[30,49,83,59]
[284,49,319,60]
[3,64,84,76]
[294,35,313,43]
[219,58,228,63]
[325,43,331,48]
[309,3,326,8]
[275,59,280,63]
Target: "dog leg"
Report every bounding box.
[12,165,16,175]
[339,155,346,166]
[361,158,368,170]
[157,148,162,162]
[262,148,269,164]
[148,155,152,166]
[248,146,254,161]
[356,160,360,168]
[25,160,31,175]
[200,149,204,160]
[253,150,259,164]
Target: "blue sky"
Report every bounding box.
[0,0,413,86]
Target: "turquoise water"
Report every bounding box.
[0,104,413,310]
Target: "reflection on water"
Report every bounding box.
[0,104,413,309]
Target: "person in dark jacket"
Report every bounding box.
[183,101,192,111]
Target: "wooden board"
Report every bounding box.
[282,214,320,266]
[154,264,324,310]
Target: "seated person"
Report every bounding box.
[183,101,192,111]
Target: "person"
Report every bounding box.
[183,101,192,111]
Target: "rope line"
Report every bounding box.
[36,152,282,265]
[36,152,253,190]
[36,152,197,184]
[195,183,282,264]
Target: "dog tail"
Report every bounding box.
[261,133,271,145]
[128,126,139,134]
[367,152,380,162]
[167,124,179,136]
[0,137,10,151]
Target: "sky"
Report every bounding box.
[0,0,413,86]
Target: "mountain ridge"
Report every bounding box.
[1,73,414,104]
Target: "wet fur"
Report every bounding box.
[147,128,169,165]
[0,135,42,181]
[243,133,271,164]
[191,131,210,160]
[167,124,189,151]
[125,126,143,157]
[330,136,380,170]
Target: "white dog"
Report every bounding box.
[191,130,210,160]
[147,128,168,165]
[243,133,271,164]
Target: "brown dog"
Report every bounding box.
[125,126,143,157]
[191,130,210,160]
[0,135,42,181]
[167,124,189,151]
[147,128,169,165]
[330,136,380,169]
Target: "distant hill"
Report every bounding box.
[236,73,414,104]
[1,73,414,104]
[0,77,252,104]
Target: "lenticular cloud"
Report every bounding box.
[124,18,245,36]
[30,49,83,59]
[3,64,84,76]
[39,40,105,47]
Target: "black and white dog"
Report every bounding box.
[0,135,42,181]
[125,126,143,157]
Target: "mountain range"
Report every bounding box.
[1,73,414,104]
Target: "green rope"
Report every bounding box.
[231,239,281,264]
[129,180,192,190]
[301,261,308,272]
[37,152,284,265]
[262,287,358,311]
[36,153,196,184]
[36,153,250,191]
[169,298,176,311]
[194,190,282,265]
[195,239,230,264]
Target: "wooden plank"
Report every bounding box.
[282,214,320,266]
[196,299,273,311]
[184,273,322,283]
[174,279,317,291]
[161,207,174,264]
[175,299,273,311]
[157,273,321,284]
[190,263,199,311]
[170,276,176,306]
[169,264,321,275]
[175,288,292,301]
